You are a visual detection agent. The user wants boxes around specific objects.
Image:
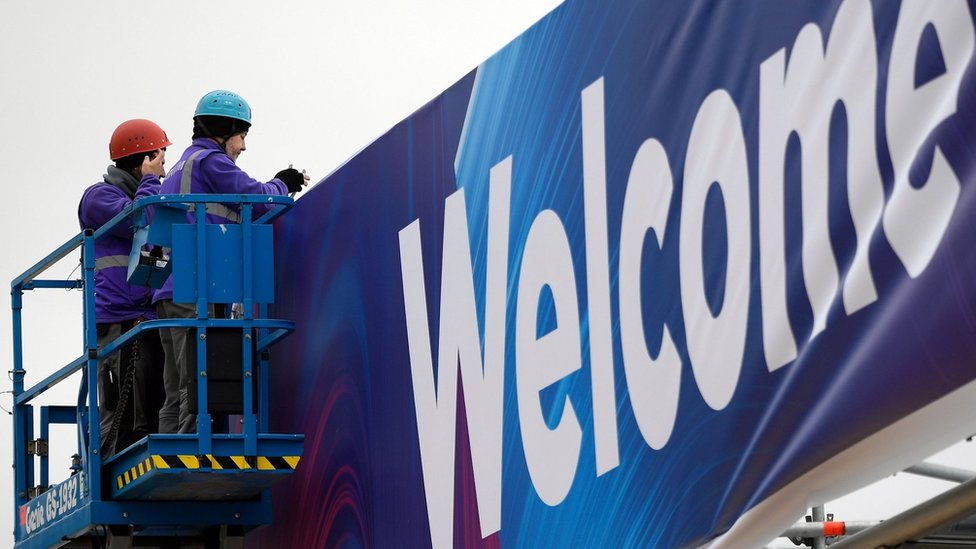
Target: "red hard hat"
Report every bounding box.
[109,119,172,160]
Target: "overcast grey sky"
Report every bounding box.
[0,2,973,547]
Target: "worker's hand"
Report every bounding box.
[275,167,306,193]
[142,150,166,178]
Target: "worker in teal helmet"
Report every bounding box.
[192,90,253,161]
[153,90,309,434]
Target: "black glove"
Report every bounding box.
[275,168,305,193]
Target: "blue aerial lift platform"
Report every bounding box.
[11,194,304,548]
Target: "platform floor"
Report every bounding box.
[105,433,303,500]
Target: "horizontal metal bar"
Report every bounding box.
[90,499,271,526]
[15,356,86,406]
[13,195,292,292]
[256,327,295,353]
[254,202,293,224]
[16,319,294,406]
[11,233,84,290]
[42,405,78,425]
[830,474,976,548]
[138,193,295,206]
[780,520,880,538]
[98,319,294,358]
[905,461,975,484]
[23,279,83,290]
[90,194,293,241]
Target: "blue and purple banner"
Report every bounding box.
[254,0,976,546]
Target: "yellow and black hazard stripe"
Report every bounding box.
[151,454,299,471]
[150,454,300,471]
[197,455,301,471]
[116,457,155,490]
[115,454,300,490]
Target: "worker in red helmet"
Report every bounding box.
[78,118,171,457]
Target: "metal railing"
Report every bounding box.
[11,193,294,538]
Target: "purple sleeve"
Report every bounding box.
[79,176,161,238]
[201,154,288,196]
[135,173,162,200]
[79,185,133,238]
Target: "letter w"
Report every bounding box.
[397,158,511,549]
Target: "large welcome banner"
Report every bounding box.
[254,0,976,546]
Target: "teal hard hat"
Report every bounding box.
[194,90,252,124]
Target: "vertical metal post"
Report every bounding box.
[242,326,256,456]
[195,204,209,322]
[75,367,90,499]
[11,285,27,530]
[196,326,211,455]
[13,404,31,534]
[258,303,270,432]
[82,230,101,500]
[24,407,35,502]
[195,205,211,455]
[241,205,257,455]
[11,288,24,395]
[242,204,254,320]
[258,234,272,513]
[812,505,826,549]
[39,407,50,489]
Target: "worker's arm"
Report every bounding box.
[79,176,160,238]
[203,154,288,196]
[199,154,288,218]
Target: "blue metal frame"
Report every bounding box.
[39,406,77,489]
[11,194,301,548]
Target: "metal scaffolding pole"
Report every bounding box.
[780,519,880,539]
[811,506,826,549]
[829,474,976,548]
[904,462,975,484]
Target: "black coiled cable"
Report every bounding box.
[101,339,138,456]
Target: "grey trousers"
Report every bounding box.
[97,320,164,457]
[155,300,197,434]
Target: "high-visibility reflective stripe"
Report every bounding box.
[94,254,128,272]
[180,150,207,193]
[205,202,241,223]
[188,197,242,223]
[181,149,242,223]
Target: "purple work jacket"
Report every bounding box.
[78,166,161,323]
[152,138,288,303]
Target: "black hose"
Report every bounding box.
[101,339,138,456]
